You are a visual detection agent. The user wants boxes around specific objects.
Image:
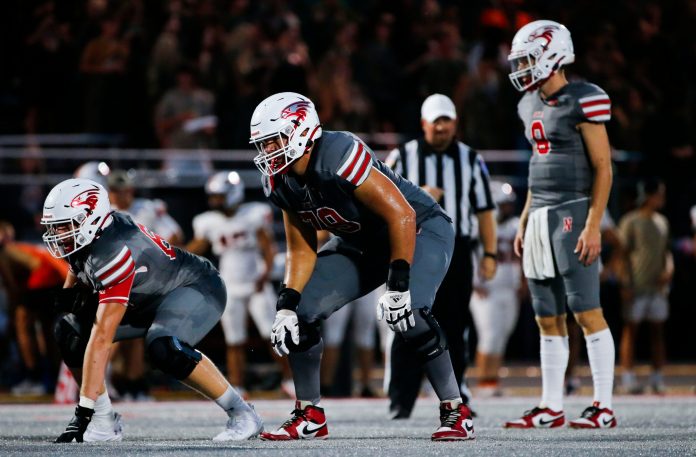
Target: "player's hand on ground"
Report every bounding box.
[377,290,415,332]
[271,309,300,357]
[575,226,601,266]
[55,405,93,443]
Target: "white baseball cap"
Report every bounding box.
[421,94,457,123]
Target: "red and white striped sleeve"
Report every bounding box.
[95,245,135,305]
[336,140,373,187]
[579,92,611,123]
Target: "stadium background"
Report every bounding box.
[0,0,694,396]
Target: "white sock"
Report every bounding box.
[586,328,615,410]
[215,386,249,416]
[540,335,568,412]
[94,390,113,417]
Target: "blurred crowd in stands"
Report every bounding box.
[0,0,695,398]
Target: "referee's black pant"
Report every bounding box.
[388,236,473,417]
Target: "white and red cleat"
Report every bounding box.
[568,402,617,429]
[431,401,475,441]
[504,406,565,428]
[260,401,328,440]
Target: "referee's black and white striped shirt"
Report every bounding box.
[386,138,494,239]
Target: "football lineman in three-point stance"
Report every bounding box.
[44,179,263,442]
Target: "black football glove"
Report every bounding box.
[54,288,97,314]
[54,405,94,443]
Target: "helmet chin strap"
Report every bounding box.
[94,211,114,239]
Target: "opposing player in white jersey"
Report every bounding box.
[188,171,289,393]
[107,170,183,246]
[470,181,522,397]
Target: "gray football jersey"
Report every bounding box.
[68,212,217,311]
[517,81,611,208]
[263,130,445,248]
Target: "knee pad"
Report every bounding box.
[566,294,585,313]
[147,336,202,380]
[400,308,448,362]
[285,320,322,353]
[54,316,87,368]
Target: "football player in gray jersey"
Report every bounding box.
[503,20,617,429]
[249,92,475,441]
[41,178,263,443]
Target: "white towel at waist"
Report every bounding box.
[522,207,555,279]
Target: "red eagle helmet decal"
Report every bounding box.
[528,25,558,48]
[281,101,311,122]
[70,188,100,212]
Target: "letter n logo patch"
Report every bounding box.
[563,217,573,233]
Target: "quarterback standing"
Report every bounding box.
[250,92,474,441]
[503,20,617,429]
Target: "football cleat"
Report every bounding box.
[83,411,123,442]
[260,401,328,440]
[568,402,617,429]
[431,401,475,441]
[213,404,264,441]
[504,406,565,429]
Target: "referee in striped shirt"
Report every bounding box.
[385,94,497,417]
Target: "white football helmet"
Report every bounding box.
[73,161,111,187]
[490,180,517,205]
[205,170,245,208]
[41,178,112,258]
[508,20,574,92]
[249,92,322,176]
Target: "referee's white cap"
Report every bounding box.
[421,94,457,123]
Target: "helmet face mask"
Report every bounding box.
[508,54,539,92]
[251,129,296,176]
[249,92,322,176]
[508,20,575,92]
[42,217,83,258]
[40,179,111,259]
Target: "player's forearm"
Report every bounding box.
[387,207,416,264]
[284,249,317,292]
[477,210,497,253]
[64,271,78,288]
[519,190,532,227]
[587,164,612,230]
[80,332,112,400]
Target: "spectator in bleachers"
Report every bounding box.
[79,17,130,133]
[154,64,216,173]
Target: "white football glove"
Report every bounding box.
[377,290,415,332]
[271,309,300,357]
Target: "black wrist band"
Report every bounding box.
[276,287,301,312]
[483,251,497,259]
[387,259,410,292]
